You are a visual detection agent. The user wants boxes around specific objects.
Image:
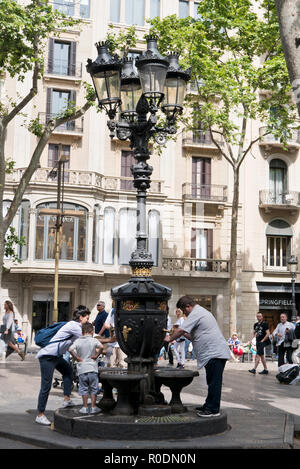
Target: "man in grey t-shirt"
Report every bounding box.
[166,296,230,418]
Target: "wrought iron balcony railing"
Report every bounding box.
[46,59,82,79]
[183,183,228,202]
[38,113,84,134]
[162,257,230,273]
[182,129,224,147]
[259,126,300,148]
[259,190,300,209]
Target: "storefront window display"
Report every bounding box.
[35,202,87,261]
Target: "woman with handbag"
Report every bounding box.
[1,300,25,360]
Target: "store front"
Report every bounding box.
[32,291,72,332]
[257,282,299,332]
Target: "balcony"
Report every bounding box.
[182,129,224,151]
[45,59,82,80]
[6,168,164,197]
[38,113,84,137]
[259,190,300,213]
[102,176,163,195]
[161,257,230,278]
[259,126,300,152]
[183,183,228,203]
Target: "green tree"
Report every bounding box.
[149,0,297,334]
[275,0,300,118]
[0,0,95,285]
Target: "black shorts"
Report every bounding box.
[256,341,267,356]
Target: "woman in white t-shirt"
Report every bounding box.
[173,309,186,369]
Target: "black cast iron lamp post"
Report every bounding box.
[288,254,298,322]
[87,36,193,414]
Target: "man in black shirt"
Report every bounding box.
[93,301,109,338]
[249,312,270,375]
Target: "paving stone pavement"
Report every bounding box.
[0,353,299,450]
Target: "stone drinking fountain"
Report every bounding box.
[54,37,228,441]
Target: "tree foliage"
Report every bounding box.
[147,0,297,334]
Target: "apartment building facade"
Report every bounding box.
[2,0,298,344]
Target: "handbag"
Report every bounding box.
[292,339,300,349]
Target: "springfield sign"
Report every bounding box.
[260,298,293,308]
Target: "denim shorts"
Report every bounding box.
[78,372,99,396]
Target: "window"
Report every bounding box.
[48,143,70,169]
[125,0,145,26]
[150,0,160,19]
[194,2,201,20]
[148,210,159,266]
[46,88,76,130]
[92,204,100,263]
[179,0,189,18]
[191,228,213,271]
[121,150,135,190]
[266,220,292,268]
[48,144,70,182]
[269,159,287,204]
[110,0,120,22]
[119,208,136,265]
[35,202,87,261]
[3,200,12,260]
[48,39,78,77]
[103,207,115,264]
[53,0,75,16]
[18,200,30,261]
[192,157,211,198]
[80,0,90,18]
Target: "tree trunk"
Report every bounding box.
[0,120,6,290]
[229,166,240,336]
[275,0,300,117]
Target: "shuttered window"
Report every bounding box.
[192,157,211,198]
[121,150,135,190]
[191,228,213,271]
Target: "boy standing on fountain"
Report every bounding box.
[165,296,230,418]
[69,322,103,414]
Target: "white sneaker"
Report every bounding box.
[90,407,101,414]
[35,415,51,426]
[79,407,89,414]
[61,399,75,408]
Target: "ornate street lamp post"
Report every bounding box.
[288,255,298,323]
[87,36,191,411]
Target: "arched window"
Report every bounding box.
[103,207,115,265]
[118,208,136,265]
[148,210,159,266]
[269,159,287,204]
[35,202,88,261]
[266,219,292,268]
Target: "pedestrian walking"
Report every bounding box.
[35,305,90,426]
[273,313,295,367]
[69,322,103,414]
[1,300,25,361]
[248,312,270,375]
[165,296,230,418]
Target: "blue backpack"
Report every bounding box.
[34,322,68,348]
